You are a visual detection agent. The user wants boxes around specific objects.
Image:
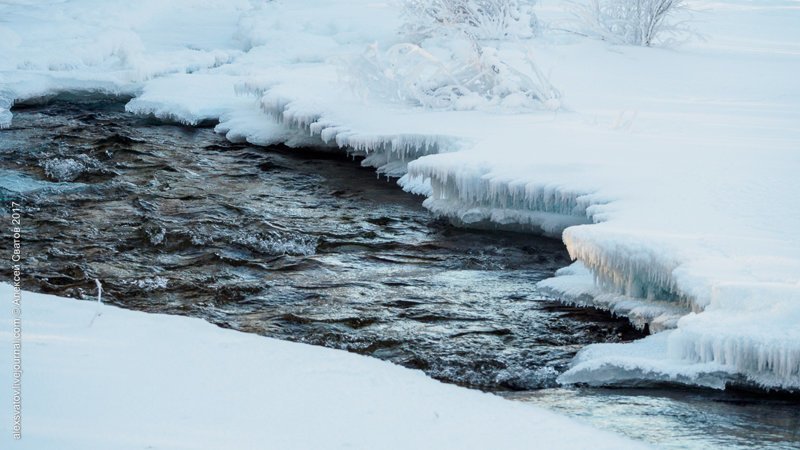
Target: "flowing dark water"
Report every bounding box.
[1,97,799,448]
[504,388,800,449]
[0,98,639,390]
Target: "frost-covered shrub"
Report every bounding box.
[354,41,559,110]
[348,0,560,111]
[570,0,688,46]
[402,0,540,40]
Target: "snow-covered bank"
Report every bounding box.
[1,0,799,391]
[0,285,645,449]
[0,0,250,128]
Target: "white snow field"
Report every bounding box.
[1,0,799,391]
[0,285,645,449]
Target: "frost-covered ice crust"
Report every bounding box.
[2,0,799,391]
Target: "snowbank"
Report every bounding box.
[0,0,248,124]
[1,0,799,390]
[0,285,644,449]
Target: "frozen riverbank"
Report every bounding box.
[0,285,644,449]
[1,0,798,391]
[0,99,644,391]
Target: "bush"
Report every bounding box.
[570,0,688,46]
[348,0,560,111]
[401,0,539,41]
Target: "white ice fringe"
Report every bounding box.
[258,94,455,177]
[408,161,595,236]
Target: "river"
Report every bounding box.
[1,97,798,448]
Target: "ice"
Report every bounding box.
[253,85,462,176]
[214,102,327,148]
[0,109,10,129]
[558,332,736,390]
[0,285,644,449]
[0,93,11,128]
[538,262,686,332]
[559,294,800,390]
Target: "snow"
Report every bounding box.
[0,285,645,449]
[125,74,251,126]
[1,0,799,391]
